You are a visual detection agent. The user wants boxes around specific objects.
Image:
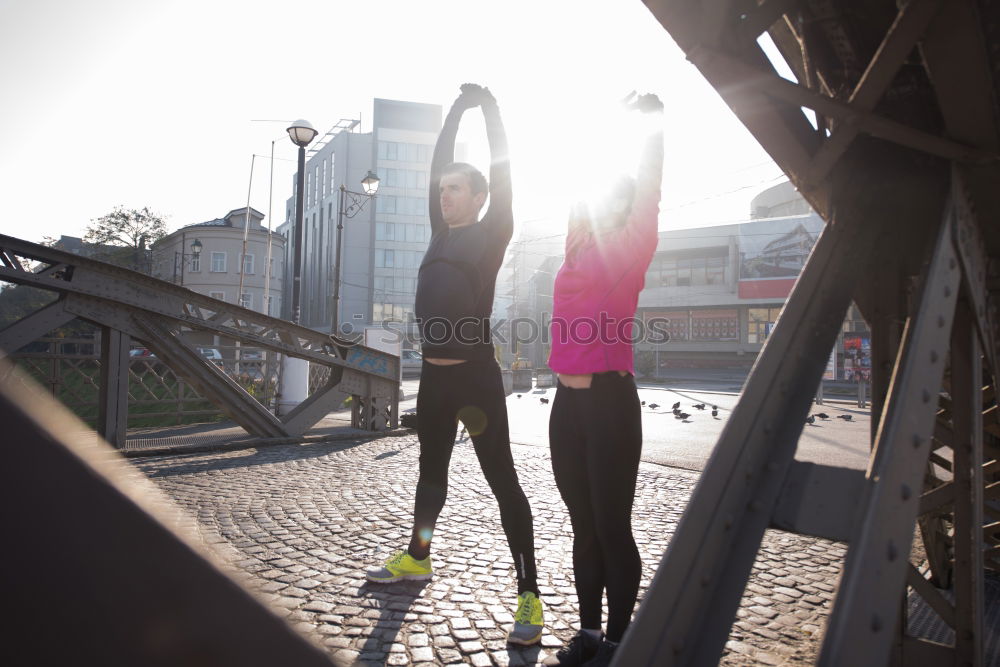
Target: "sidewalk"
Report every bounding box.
[118,378,998,665]
[132,434,850,665]
[646,367,869,399]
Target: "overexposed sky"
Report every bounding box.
[0,0,785,245]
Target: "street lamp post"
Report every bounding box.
[286,119,318,325]
[278,119,318,417]
[332,170,380,336]
[173,237,203,286]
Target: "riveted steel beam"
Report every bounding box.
[618,160,884,666]
[805,0,946,186]
[0,234,400,382]
[0,298,75,360]
[131,314,288,439]
[951,302,986,666]
[819,207,960,666]
[98,327,129,447]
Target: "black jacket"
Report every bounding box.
[414,98,512,360]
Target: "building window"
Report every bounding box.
[241,253,254,275]
[209,291,226,302]
[378,141,399,161]
[376,195,397,214]
[690,309,739,341]
[239,293,252,309]
[190,255,200,272]
[648,253,728,287]
[706,256,726,284]
[748,307,784,344]
[211,252,227,273]
[373,303,413,323]
[644,310,689,341]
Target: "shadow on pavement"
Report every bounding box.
[132,438,417,479]
[356,579,430,663]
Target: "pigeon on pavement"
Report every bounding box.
[693,403,706,410]
[837,414,853,421]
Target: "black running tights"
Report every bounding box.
[548,372,643,642]
[410,358,538,595]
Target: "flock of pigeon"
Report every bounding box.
[516,394,857,426]
[642,400,718,421]
[515,395,720,421]
[806,412,853,424]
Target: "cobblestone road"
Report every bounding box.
[131,435,846,666]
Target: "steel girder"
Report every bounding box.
[0,234,400,441]
[618,155,993,667]
[623,1,999,665]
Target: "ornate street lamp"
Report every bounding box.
[332,170,380,334]
[174,236,203,286]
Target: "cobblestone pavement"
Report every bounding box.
[131,435,847,666]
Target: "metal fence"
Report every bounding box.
[12,336,283,428]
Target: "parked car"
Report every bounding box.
[401,349,422,376]
[198,347,225,367]
[238,349,266,380]
[129,346,164,371]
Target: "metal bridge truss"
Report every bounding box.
[0,234,400,446]
[620,1,1000,665]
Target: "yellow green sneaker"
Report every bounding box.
[366,550,433,583]
[508,591,544,645]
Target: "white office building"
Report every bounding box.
[281,99,442,334]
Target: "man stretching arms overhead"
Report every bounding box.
[366,83,543,646]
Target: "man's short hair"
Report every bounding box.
[442,162,488,196]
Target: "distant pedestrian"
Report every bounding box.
[544,93,664,666]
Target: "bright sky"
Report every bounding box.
[0,0,786,245]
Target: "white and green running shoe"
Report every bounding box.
[508,591,544,645]
[365,550,433,583]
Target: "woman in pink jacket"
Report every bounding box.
[543,93,663,667]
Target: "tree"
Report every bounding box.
[84,206,167,272]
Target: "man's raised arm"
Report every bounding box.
[480,89,513,243]
[428,87,477,235]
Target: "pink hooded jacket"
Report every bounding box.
[548,132,663,375]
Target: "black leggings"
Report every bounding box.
[548,372,643,642]
[410,359,538,594]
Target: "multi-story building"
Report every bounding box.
[497,227,565,367]
[281,99,441,334]
[520,181,871,378]
[151,206,285,316]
